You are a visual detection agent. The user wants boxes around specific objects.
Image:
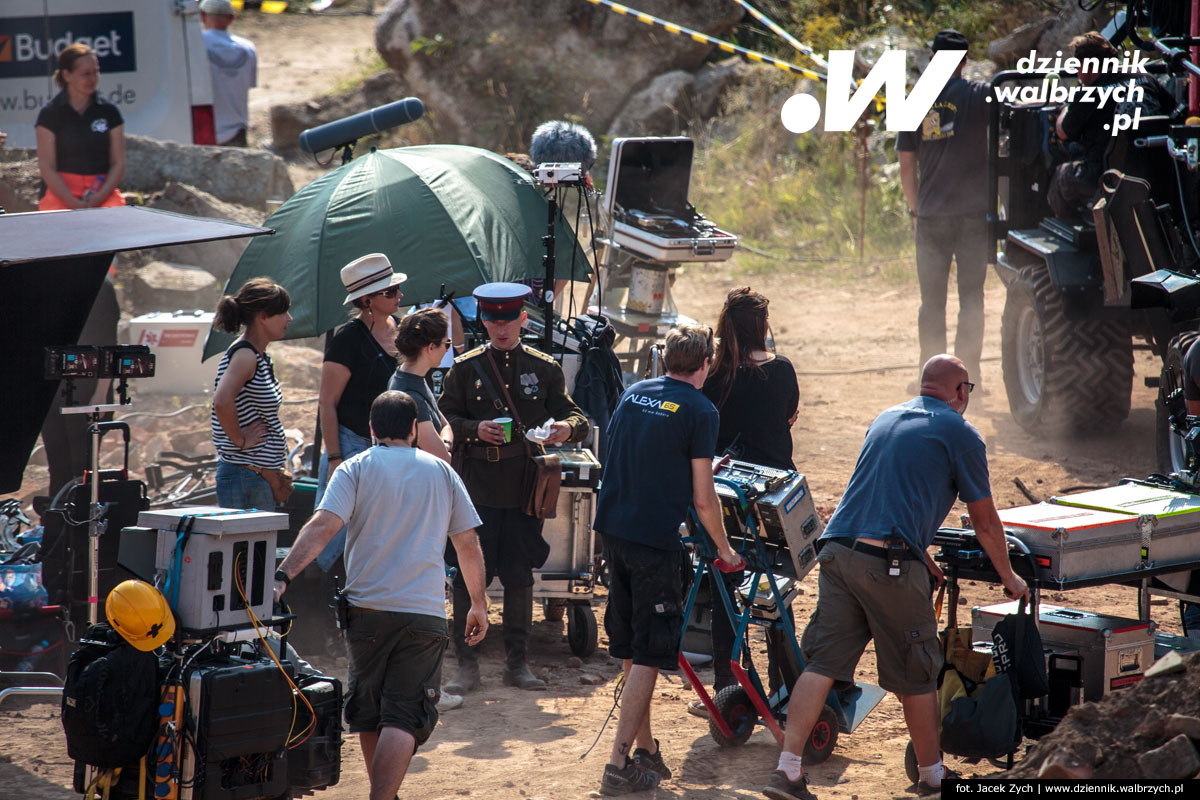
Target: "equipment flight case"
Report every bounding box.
[973,601,1155,702]
[712,460,824,581]
[995,481,1200,584]
[603,137,737,263]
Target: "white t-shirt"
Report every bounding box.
[203,28,257,144]
[318,444,481,617]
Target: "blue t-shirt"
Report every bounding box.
[595,376,719,551]
[822,396,990,551]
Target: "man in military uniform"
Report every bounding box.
[439,282,589,692]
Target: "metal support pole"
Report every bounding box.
[88,412,102,625]
[542,192,558,354]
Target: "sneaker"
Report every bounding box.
[437,691,464,711]
[917,767,961,796]
[600,758,661,795]
[763,770,817,800]
[633,739,671,779]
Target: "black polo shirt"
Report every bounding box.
[35,91,124,175]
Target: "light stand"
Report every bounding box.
[59,400,129,625]
[541,190,558,354]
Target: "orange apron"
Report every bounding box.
[38,171,125,211]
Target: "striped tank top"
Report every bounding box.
[210,340,287,469]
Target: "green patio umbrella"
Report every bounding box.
[203,144,591,359]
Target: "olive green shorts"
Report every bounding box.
[344,607,448,746]
[800,540,942,696]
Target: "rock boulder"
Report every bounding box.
[374,0,743,148]
[122,136,294,210]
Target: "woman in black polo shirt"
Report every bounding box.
[35,43,126,211]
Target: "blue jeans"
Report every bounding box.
[315,425,372,572]
[215,460,276,511]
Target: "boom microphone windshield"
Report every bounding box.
[530,120,597,172]
[298,97,425,154]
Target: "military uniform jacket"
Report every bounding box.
[439,342,589,508]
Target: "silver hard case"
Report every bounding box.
[603,137,737,263]
[972,601,1155,701]
[997,502,1147,584]
[713,460,824,580]
[143,506,288,633]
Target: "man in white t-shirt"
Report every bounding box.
[275,391,488,800]
[199,0,257,147]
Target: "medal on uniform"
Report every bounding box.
[521,372,539,397]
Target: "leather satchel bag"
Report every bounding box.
[484,351,562,520]
[522,452,562,520]
[261,467,295,505]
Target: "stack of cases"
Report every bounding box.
[972,601,1154,702]
[713,460,824,581]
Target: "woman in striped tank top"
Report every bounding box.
[210,278,292,510]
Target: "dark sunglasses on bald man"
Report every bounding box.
[958,381,975,393]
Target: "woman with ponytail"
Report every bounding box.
[210,278,292,509]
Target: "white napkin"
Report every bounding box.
[525,417,557,443]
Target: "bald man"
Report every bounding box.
[762,355,1028,800]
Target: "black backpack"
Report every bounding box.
[61,623,160,769]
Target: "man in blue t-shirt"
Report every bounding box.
[594,325,743,796]
[762,355,1028,800]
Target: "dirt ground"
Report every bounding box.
[0,7,1186,800]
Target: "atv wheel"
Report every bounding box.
[1000,265,1132,435]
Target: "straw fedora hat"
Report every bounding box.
[341,253,407,305]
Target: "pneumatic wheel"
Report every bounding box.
[1156,332,1199,474]
[710,685,757,747]
[567,603,597,657]
[802,704,838,764]
[1000,264,1132,435]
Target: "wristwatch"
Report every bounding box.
[274,568,292,586]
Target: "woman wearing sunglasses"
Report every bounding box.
[389,308,454,463]
[313,254,406,573]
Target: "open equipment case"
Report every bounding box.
[602,137,737,263]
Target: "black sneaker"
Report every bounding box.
[917,767,961,796]
[633,739,671,779]
[600,758,661,795]
[763,770,817,800]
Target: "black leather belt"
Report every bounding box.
[840,539,918,561]
[465,442,526,462]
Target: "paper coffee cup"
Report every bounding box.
[494,417,513,443]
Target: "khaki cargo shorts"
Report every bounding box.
[800,539,942,695]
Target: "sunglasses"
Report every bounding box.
[958,381,975,393]
[441,340,453,349]
[370,287,401,299]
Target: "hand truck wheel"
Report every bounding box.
[802,704,839,764]
[709,685,758,747]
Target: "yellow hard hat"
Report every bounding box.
[105,580,176,652]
